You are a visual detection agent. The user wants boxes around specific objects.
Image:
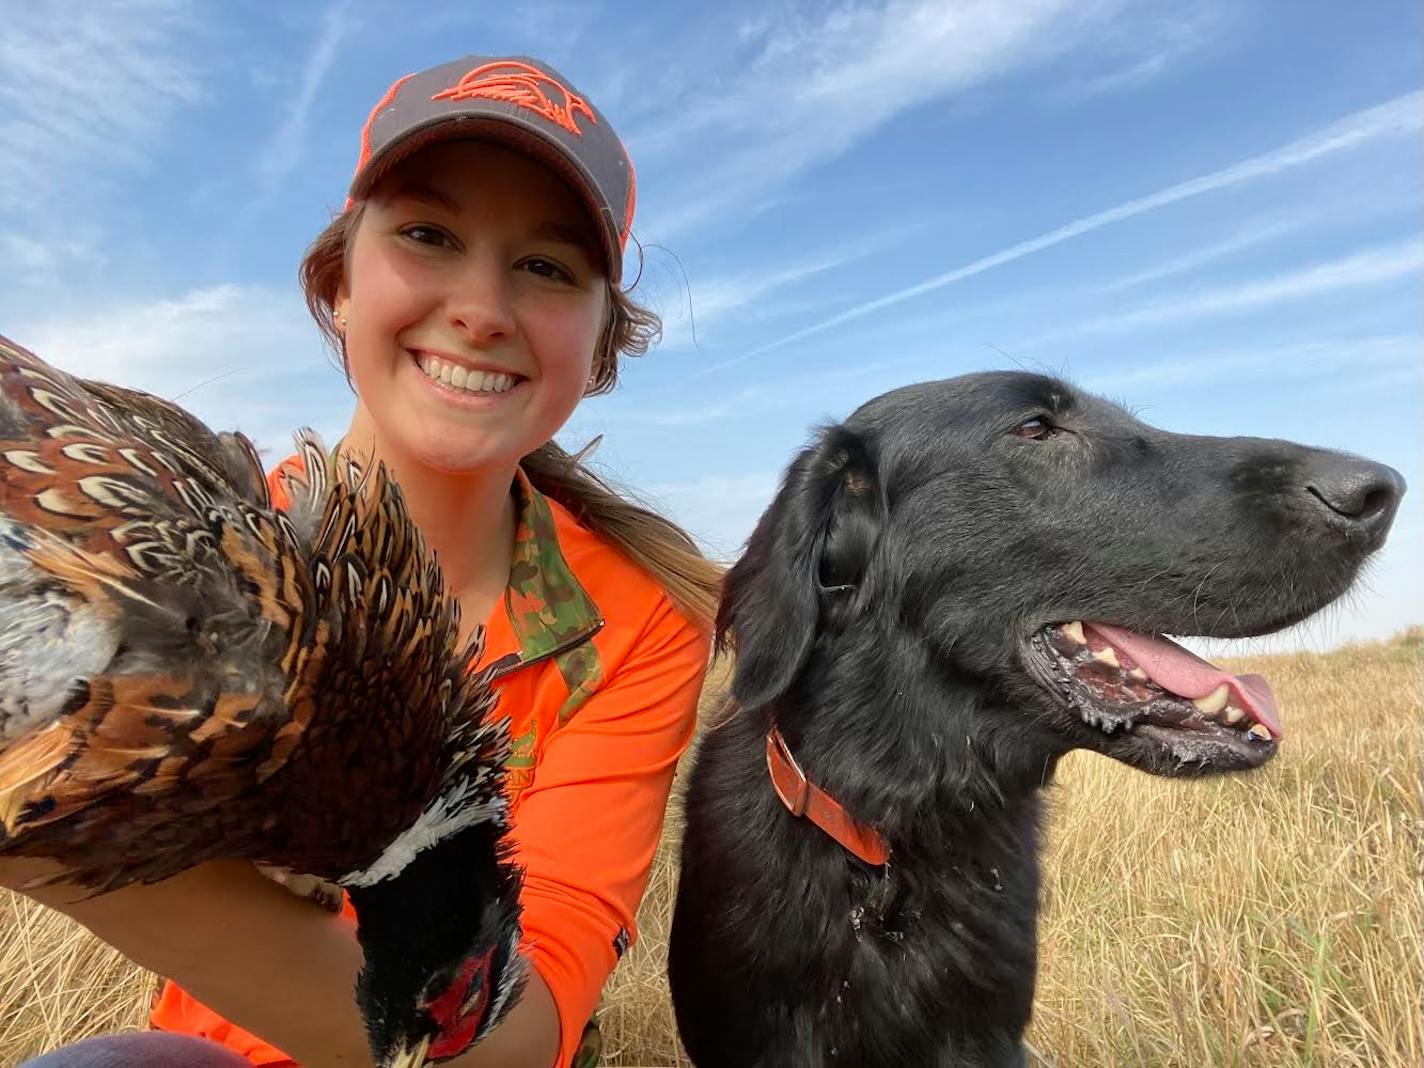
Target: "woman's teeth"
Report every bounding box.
[418,355,518,394]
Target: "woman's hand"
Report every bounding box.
[4,859,380,1063]
[2,858,561,1067]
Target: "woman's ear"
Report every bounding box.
[717,425,883,711]
[333,287,351,332]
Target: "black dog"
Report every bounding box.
[668,372,1403,1067]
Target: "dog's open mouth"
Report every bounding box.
[1029,620,1281,769]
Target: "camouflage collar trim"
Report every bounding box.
[318,447,599,680]
[489,467,604,679]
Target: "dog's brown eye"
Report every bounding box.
[1015,418,1056,440]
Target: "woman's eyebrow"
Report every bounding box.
[387,183,461,213]
[536,221,597,254]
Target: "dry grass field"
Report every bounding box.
[2,632,1419,1067]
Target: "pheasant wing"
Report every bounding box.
[0,335,314,889]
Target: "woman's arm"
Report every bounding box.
[505,596,710,1064]
[5,858,559,1068]
[0,594,706,1068]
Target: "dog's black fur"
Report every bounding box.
[668,372,1403,1068]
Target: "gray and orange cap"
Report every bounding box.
[347,55,636,282]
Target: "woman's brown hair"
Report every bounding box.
[299,204,723,628]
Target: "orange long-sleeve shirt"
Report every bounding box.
[150,464,710,1067]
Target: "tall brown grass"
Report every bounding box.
[2,635,1418,1067]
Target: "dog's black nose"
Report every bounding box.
[1305,456,1406,541]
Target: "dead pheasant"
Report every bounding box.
[0,333,524,1067]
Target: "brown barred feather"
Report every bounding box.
[0,331,508,896]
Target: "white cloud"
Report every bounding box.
[1036,240,1423,343]
[655,250,858,350]
[257,3,351,187]
[419,1,598,53]
[593,355,917,431]
[12,284,348,458]
[689,257,849,323]
[602,384,777,428]
[1077,334,1421,393]
[647,216,937,351]
[1095,214,1310,293]
[712,89,1424,369]
[0,233,107,281]
[21,285,297,382]
[0,0,200,212]
[637,0,1122,238]
[1060,4,1224,99]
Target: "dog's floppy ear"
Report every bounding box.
[717,425,882,710]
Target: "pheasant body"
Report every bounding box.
[0,333,515,890]
[0,334,526,1064]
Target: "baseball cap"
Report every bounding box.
[347,55,635,282]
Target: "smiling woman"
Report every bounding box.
[337,142,612,479]
[6,52,721,1068]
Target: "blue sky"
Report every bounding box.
[1,0,1419,653]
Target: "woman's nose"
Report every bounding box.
[445,256,516,345]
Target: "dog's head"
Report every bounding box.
[720,372,1404,778]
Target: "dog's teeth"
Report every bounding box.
[1061,621,1086,645]
[1224,705,1245,725]
[1246,723,1272,741]
[1192,683,1229,716]
[1092,645,1120,668]
[1128,667,1149,681]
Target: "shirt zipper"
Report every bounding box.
[485,618,606,681]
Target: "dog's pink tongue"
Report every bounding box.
[1084,623,1283,738]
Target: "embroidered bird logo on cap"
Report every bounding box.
[432,61,596,136]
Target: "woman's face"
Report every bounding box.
[337,140,608,473]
